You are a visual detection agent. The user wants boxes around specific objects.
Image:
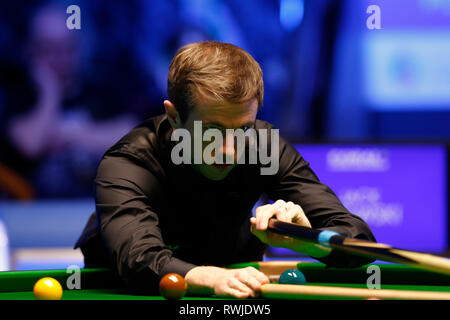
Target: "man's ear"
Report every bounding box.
[164,100,181,128]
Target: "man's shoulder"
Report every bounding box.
[253,118,302,160]
[254,118,276,130]
[103,113,171,162]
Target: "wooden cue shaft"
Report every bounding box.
[336,241,450,276]
[257,261,310,274]
[257,261,314,283]
[268,219,450,276]
[227,261,314,282]
[260,284,450,300]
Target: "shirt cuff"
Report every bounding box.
[160,257,198,278]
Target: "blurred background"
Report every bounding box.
[0,0,449,270]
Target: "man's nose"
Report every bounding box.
[221,133,237,163]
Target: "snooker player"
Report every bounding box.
[75,41,376,298]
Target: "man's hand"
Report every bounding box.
[184,266,269,299]
[250,199,311,231]
[250,200,333,258]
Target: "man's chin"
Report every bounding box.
[193,164,235,181]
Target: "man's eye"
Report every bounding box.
[204,126,220,131]
[203,126,223,134]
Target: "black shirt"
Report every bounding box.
[75,114,376,291]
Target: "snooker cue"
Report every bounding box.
[227,261,314,282]
[266,218,450,276]
[260,283,450,300]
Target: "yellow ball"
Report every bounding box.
[33,277,63,300]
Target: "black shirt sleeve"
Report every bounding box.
[264,135,377,267]
[94,154,197,287]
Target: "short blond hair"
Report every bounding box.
[167,41,264,122]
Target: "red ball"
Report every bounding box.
[159,273,187,300]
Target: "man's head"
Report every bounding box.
[164,41,264,181]
[166,40,263,125]
[26,4,80,85]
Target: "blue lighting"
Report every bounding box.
[280,0,304,31]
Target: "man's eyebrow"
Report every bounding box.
[203,122,225,128]
[204,121,255,128]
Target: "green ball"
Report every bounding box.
[279,269,307,285]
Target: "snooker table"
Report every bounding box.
[1,261,450,300]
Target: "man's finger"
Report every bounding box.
[256,206,275,230]
[235,272,263,295]
[228,277,253,297]
[285,206,300,223]
[293,204,311,227]
[226,288,250,299]
[245,267,270,285]
[254,204,271,229]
